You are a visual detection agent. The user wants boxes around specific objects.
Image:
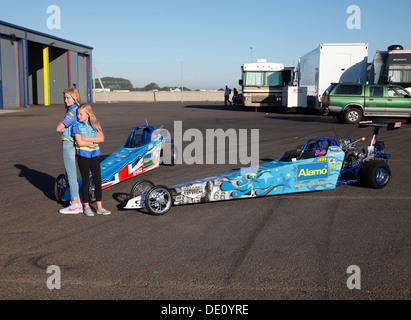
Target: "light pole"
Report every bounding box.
[181,61,184,103]
[249,46,253,62]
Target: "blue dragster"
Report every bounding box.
[124,121,400,215]
[55,125,176,203]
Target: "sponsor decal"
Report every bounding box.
[143,156,153,164]
[133,167,143,176]
[295,180,331,188]
[181,185,204,198]
[297,163,329,181]
[329,162,342,171]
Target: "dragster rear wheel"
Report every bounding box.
[130,180,155,198]
[145,185,173,215]
[160,143,177,166]
[54,174,68,203]
[360,160,391,189]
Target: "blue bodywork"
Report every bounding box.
[57,125,164,202]
[169,138,345,206]
[124,121,400,214]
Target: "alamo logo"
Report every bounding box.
[297,163,329,181]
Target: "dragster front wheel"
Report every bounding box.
[54,174,68,203]
[130,180,155,198]
[360,160,391,189]
[145,185,173,215]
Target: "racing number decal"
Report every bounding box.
[213,191,228,201]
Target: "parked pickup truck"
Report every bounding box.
[321,83,411,124]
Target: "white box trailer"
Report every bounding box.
[296,43,369,109]
[281,86,307,110]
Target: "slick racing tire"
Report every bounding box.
[170,144,177,165]
[145,185,173,215]
[130,180,155,198]
[54,174,68,203]
[360,160,391,189]
[160,143,177,166]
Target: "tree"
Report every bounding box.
[134,83,192,91]
[142,82,161,91]
[95,77,133,91]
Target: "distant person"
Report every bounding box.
[56,88,82,214]
[232,88,240,105]
[224,85,232,106]
[72,104,110,217]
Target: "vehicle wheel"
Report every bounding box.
[360,160,391,189]
[54,174,68,203]
[344,107,362,124]
[161,143,177,166]
[130,180,155,198]
[169,143,177,165]
[145,185,173,215]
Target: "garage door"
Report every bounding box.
[78,53,89,103]
[0,35,20,108]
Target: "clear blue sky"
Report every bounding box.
[1,0,411,90]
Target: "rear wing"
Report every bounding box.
[358,121,402,130]
[358,121,401,155]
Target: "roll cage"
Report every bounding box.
[124,126,157,149]
[279,138,339,162]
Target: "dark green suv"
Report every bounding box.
[321,83,411,124]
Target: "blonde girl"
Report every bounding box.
[56,88,82,214]
[72,104,110,216]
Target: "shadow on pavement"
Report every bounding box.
[15,164,56,201]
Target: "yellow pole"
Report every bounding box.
[43,46,50,106]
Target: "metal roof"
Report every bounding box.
[0,20,93,51]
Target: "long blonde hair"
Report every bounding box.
[78,103,102,132]
[63,88,81,113]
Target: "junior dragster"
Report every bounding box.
[124,121,401,215]
[54,125,177,203]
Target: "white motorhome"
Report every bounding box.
[239,59,294,109]
[369,45,411,92]
[296,43,369,109]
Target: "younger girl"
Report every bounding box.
[72,104,110,216]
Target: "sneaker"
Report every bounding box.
[59,202,83,214]
[84,208,95,217]
[97,208,111,215]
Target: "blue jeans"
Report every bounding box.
[62,140,80,202]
